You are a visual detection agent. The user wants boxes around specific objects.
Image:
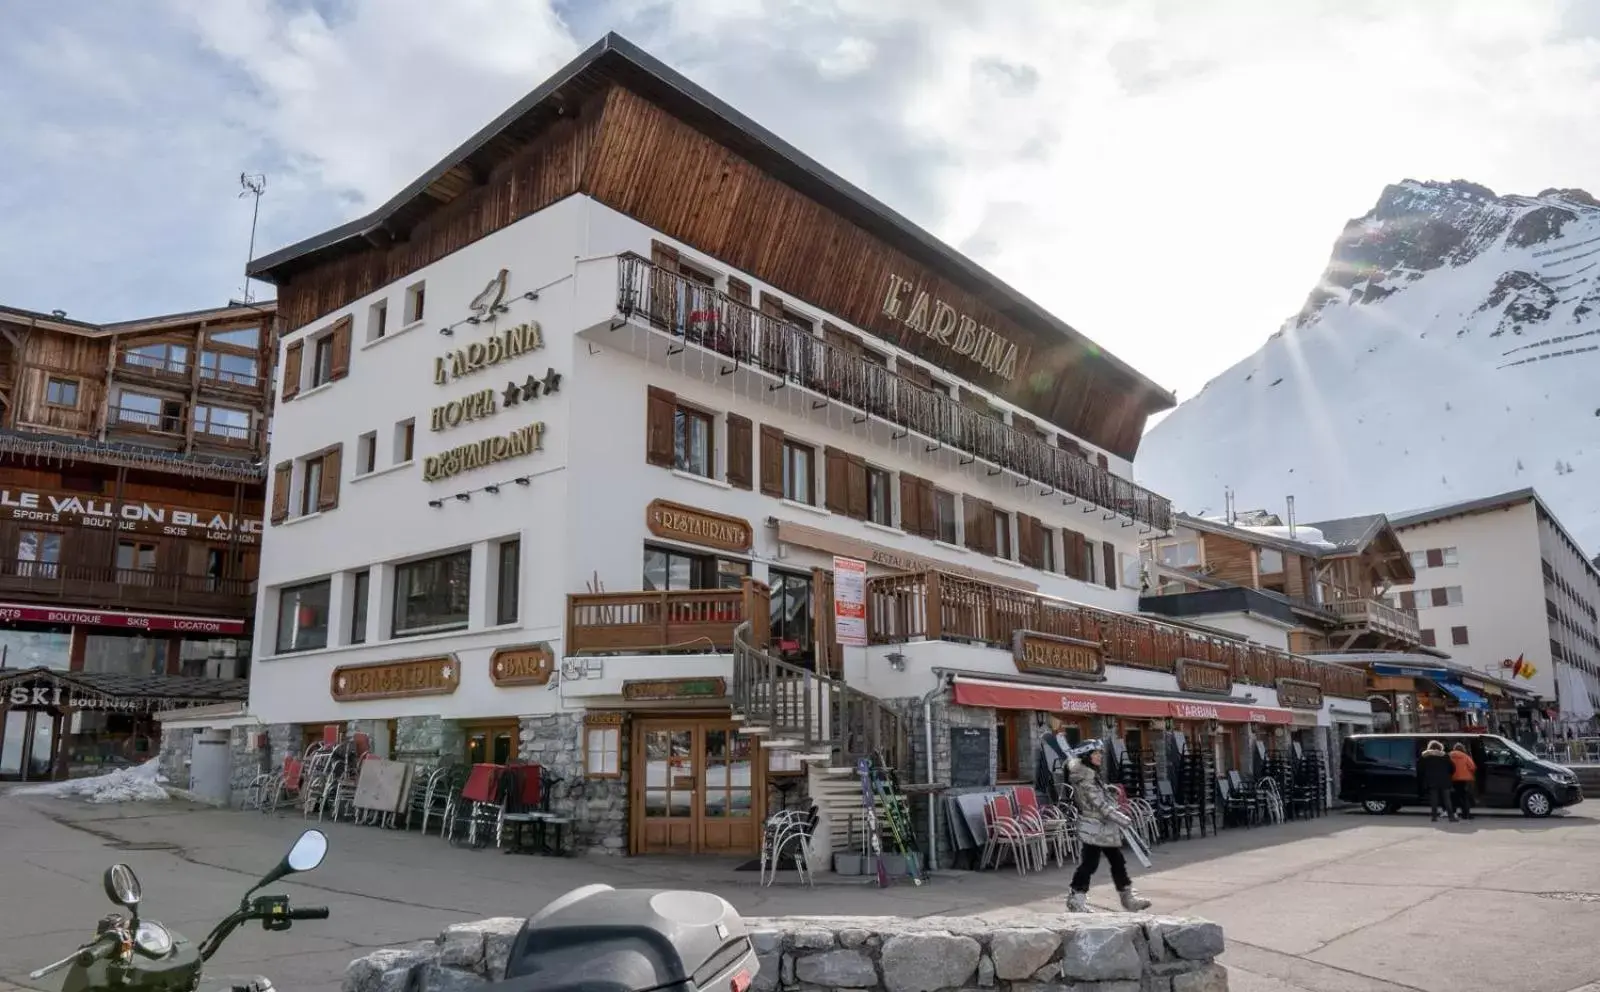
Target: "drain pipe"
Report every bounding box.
[919,674,951,871]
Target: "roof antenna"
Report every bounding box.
[237,173,267,304]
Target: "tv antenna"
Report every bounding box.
[238,173,267,304]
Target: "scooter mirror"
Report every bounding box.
[103,864,142,910]
[286,829,328,873]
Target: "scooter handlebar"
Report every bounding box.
[287,907,330,920]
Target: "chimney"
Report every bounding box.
[1287,495,1297,539]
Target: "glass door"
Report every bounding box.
[0,709,59,781]
[464,723,519,766]
[700,727,757,853]
[634,720,763,855]
[638,722,698,854]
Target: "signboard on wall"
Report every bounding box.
[1012,630,1105,678]
[489,643,555,687]
[331,656,460,702]
[621,677,727,702]
[832,556,867,647]
[646,500,752,553]
[1176,658,1233,696]
[0,603,247,635]
[0,488,262,544]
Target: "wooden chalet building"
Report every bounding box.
[0,301,272,780]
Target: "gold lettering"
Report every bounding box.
[878,273,1023,381]
[903,290,931,334]
[422,423,546,482]
[951,316,978,356]
[928,300,958,344]
[881,273,911,319]
[994,342,1019,380]
[434,323,545,384]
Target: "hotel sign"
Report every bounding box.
[1176,658,1233,696]
[432,323,544,384]
[880,274,1021,381]
[1,489,262,545]
[1012,631,1105,678]
[490,643,555,687]
[1276,678,1323,711]
[331,656,460,702]
[646,500,752,553]
[621,677,727,702]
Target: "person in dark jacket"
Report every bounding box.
[1419,740,1456,822]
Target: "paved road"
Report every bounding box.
[1,792,1597,992]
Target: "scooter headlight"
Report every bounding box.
[134,921,172,957]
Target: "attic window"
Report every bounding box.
[1259,548,1284,574]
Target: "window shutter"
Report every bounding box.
[1425,548,1444,568]
[329,316,353,380]
[317,445,343,512]
[964,496,992,554]
[650,240,680,268]
[726,413,753,489]
[645,386,677,467]
[824,446,850,514]
[1017,514,1040,569]
[1096,453,1109,470]
[759,425,784,497]
[726,276,751,305]
[1431,587,1448,608]
[270,461,292,524]
[1103,542,1118,590]
[1400,590,1416,610]
[1063,530,1086,580]
[281,341,303,401]
[846,455,869,521]
[650,241,680,325]
[899,473,923,537]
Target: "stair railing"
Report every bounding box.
[732,621,903,770]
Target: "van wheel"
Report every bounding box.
[1520,788,1554,818]
[1362,800,1395,814]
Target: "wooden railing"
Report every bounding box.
[1326,598,1421,639]
[866,570,1369,699]
[732,621,903,771]
[118,350,189,378]
[0,558,253,614]
[565,577,771,655]
[617,254,1173,532]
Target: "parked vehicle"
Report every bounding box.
[1340,732,1583,817]
[481,884,760,992]
[30,829,330,992]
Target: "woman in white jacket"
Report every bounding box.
[1065,739,1151,913]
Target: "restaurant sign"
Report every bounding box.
[0,603,247,635]
[490,643,555,687]
[1176,658,1233,696]
[331,656,460,702]
[1012,630,1105,679]
[646,500,752,553]
[1,488,262,545]
[1275,678,1324,711]
[621,677,727,702]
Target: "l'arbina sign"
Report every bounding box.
[880,273,1021,381]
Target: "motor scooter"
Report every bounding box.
[29,828,332,992]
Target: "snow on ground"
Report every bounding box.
[12,760,171,803]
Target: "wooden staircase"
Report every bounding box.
[731,622,906,865]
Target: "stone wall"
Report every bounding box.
[394,716,464,764]
[156,726,194,787]
[342,914,1228,992]
[517,712,627,855]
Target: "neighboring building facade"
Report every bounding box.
[0,301,272,779]
[241,34,1370,860]
[1389,488,1599,731]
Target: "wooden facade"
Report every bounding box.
[256,41,1172,461]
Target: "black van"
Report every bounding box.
[1340,733,1583,817]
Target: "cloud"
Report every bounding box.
[6,0,1600,409]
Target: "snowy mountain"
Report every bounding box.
[1138,179,1600,550]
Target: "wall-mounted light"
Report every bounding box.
[454,493,471,503]
[427,499,444,509]
[484,484,500,494]
[439,326,454,336]
[886,651,906,673]
[513,476,531,486]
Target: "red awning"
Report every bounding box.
[952,677,1295,726]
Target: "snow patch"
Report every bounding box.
[12,760,171,804]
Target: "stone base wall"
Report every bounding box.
[342,914,1228,992]
[394,716,464,764]
[518,712,627,855]
[156,727,194,787]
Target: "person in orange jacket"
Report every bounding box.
[1449,743,1478,820]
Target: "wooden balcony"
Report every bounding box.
[1326,598,1422,641]
[866,570,1369,700]
[106,405,260,451]
[114,350,190,386]
[565,578,771,656]
[0,558,253,617]
[616,254,1173,532]
[196,365,265,395]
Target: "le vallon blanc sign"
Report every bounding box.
[879,273,1022,382]
[0,489,262,544]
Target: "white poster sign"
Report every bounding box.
[832,556,868,647]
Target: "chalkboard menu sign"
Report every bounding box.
[948,726,992,788]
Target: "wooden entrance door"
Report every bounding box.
[634,719,762,855]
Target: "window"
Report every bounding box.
[312,335,335,387]
[993,510,1013,560]
[45,377,80,408]
[1420,628,1437,647]
[123,342,188,374]
[115,391,185,433]
[866,467,893,526]
[497,540,521,625]
[209,327,259,349]
[1451,625,1470,646]
[584,716,622,778]
[933,489,959,544]
[1399,590,1417,610]
[358,431,378,474]
[405,281,426,324]
[368,299,388,341]
[16,529,62,578]
[1159,541,1200,568]
[116,541,157,572]
[1409,550,1427,569]
[1083,540,1099,584]
[276,580,331,653]
[1442,546,1458,566]
[464,722,518,765]
[200,350,259,386]
[194,405,251,442]
[1259,548,1284,574]
[1041,527,1057,572]
[1355,738,1415,769]
[643,545,748,591]
[1426,548,1444,568]
[996,711,1024,781]
[300,456,325,516]
[394,419,415,463]
[1444,585,1464,606]
[392,549,472,636]
[350,570,370,644]
[674,404,714,477]
[782,439,814,504]
[769,570,814,668]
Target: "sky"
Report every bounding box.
[6,0,1600,407]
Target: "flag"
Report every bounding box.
[1509,654,1536,680]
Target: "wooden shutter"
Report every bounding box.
[1103,541,1118,590]
[824,446,849,514]
[1431,587,1448,607]
[329,316,353,381]
[964,496,993,554]
[759,425,784,497]
[1400,590,1417,610]
[645,386,676,467]
[1426,548,1444,568]
[726,276,751,305]
[1017,514,1041,569]
[281,341,303,401]
[317,444,343,512]
[726,413,753,489]
[1063,530,1086,580]
[846,455,869,521]
[270,461,292,524]
[899,473,924,537]
[812,568,843,677]
[650,241,680,325]
[1096,453,1109,470]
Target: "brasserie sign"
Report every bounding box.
[1012,630,1105,678]
[1,489,262,544]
